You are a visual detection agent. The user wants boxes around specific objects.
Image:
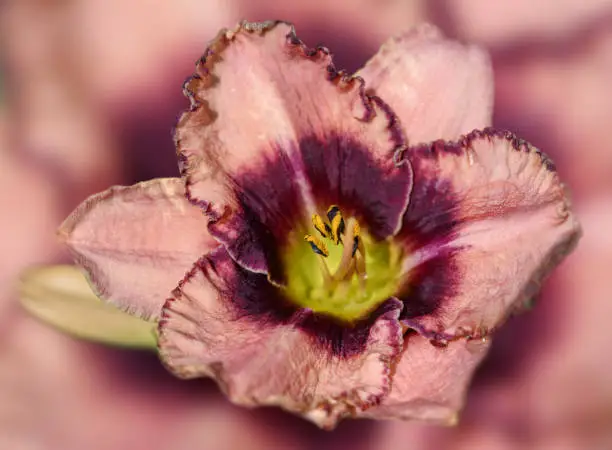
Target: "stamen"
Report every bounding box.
[305,208,368,292]
[355,251,367,274]
[312,214,331,239]
[304,234,329,257]
[317,255,333,285]
[326,205,345,244]
[290,206,402,321]
[341,260,356,281]
[354,251,367,293]
[326,205,340,221]
[350,220,368,293]
[332,218,356,281]
[351,221,360,256]
[332,272,351,301]
[355,222,366,276]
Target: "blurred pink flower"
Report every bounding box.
[439,0,612,47]
[4,0,609,448]
[0,118,60,311]
[59,21,579,429]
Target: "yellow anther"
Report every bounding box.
[312,214,331,239]
[330,215,343,244]
[326,205,340,217]
[327,206,345,245]
[304,234,329,257]
[352,221,361,256]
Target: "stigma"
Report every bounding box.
[304,206,367,287]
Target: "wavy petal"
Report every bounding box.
[175,20,411,275]
[59,178,216,320]
[397,129,581,339]
[358,24,493,144]
[362,332,490,423]
[158,248,404,429]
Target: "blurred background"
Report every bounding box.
[1,1,611,449]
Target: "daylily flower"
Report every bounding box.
[56,20,580,429]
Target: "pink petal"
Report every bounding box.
[358,24,493,144]
[363,333,490,423]
[158,248,404,429]
[399,129,581,339]
[59,178,216,320]
[175,21,410,273]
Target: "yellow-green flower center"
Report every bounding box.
[283,206,404,322]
